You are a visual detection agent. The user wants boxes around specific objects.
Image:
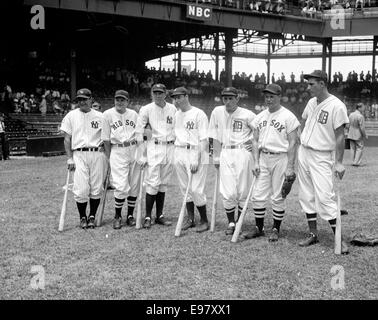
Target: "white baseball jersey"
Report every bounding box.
[253,106,300,152]
[300,95,349,151]
[174,106,208,146]
[60,108,103,149]
[208,106,255,145]
[136,102,176,141]
[101,107,138,144]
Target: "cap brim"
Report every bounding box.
[76,95,90,99]
[153,89,165,93]
[221,93,237,96]
[115,95,128,99]
[263,89,280,95]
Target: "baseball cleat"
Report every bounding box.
[181,218,195,231]
[113,217,122,230]
[299,232,319,247]
[268,228,279,242]
[225,223,235,235]
[143,218,152,229]
[341,240,350,255]
[243,226,265,239]
[80,217,88,229]
[155,216,172,226]
[126,216,136,226]
[87,216,96,229]
[195,222,209,233]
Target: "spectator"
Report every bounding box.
[290,72,295,83]
[39,96,47,115]
[0,113,10,160]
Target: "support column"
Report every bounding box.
[215,33,219,81]
[327,38,332,83]
[373,36,378,81]
[322,40,327,73]
[224,30,236,87]
[159,57,162,70]
[267,36,271,84]
[194,39,198,72]
[70,48,76,101]
[177,42,182,76]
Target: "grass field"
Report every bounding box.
[0,147,377,300]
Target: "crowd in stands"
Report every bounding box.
[183,0,378,18]
[2,65,378,122]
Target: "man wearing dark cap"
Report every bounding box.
[208,87,256,235]
[171,87,210,233]
[298,70,350,254]
[102,90,141,229]
[60,88,107,229]
[243,83,300,242]
[135,83,176,228]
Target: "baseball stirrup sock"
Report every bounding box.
[237,205,243,222]
[328,218,337,234]
[76,202,88,219]
[186,201,195,220]
[89,198,101,217]
[225,208,235,223]
[254,208,266,232]
[145,193,156,218]
[306,213,317,233]
[115,198,125,218]
[273,209,285,231]
[156,191,165,218]
[127,196,137,217]
[197,205,208,223]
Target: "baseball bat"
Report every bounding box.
[58,170,71,232]
[334,185,342,255]
[174,172,193,237]
[96,167,110,227]
[231,175,256,243]
[210,168,220,232]
[135,168,144,229]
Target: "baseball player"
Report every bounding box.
[135,83,176,228]
[243,84,300,242]
[60,88,107,229]
[102,90,141,229]
[208,87,256,235]
[171,87,210,233]
[298,70,349,254]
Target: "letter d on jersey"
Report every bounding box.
[30,265,45,290]
[330,265,345,290]
[330,5,345,30]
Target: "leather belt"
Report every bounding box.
[154,139,174,145]
[261,149,281,155]
[112,140,137,148]
[75,147,100,152]
[222,144,244,149]
[175,144,198,150]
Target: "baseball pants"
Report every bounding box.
[252,152,288,212]
[219,148,254,210]
[72,151,108,203]
[110,145,141,199]
[349,139,364,166]
[174,147,208,206]
[298,145,338,221]
[145,142,174,195]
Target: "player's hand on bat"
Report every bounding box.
[252,163,260,177]
[190,160,199,174]
[67,158,75,171]
[285,167,295,177]
[138,156,147,169]
[334,162,345,180]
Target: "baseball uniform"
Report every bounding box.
[251,106,300,227]
[208,104,256,223]
[102,103,141,227]
[298,94,349,221]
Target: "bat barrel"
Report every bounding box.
[174,173,192,237]
[58,170,71,232]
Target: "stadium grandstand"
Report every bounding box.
[1,0,378,156]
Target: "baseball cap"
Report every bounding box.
[221,87,238,96]
[152,83,166,93]
[170,87,189,97]
[263,83,282,95]
[303,70,328,82]
[76,88,91,99]
[114,90,129,99]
